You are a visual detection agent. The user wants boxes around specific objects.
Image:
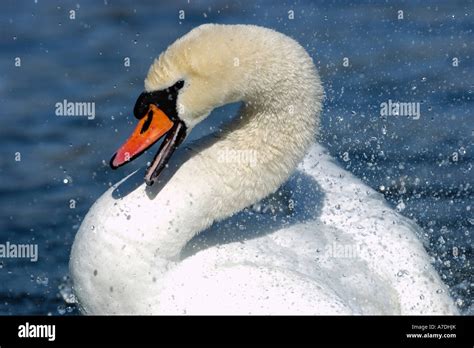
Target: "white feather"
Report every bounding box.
[70,24,457,314]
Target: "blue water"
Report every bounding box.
[0,0,472,315]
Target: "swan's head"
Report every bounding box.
[110,24,318,185]
[110,24,252,185]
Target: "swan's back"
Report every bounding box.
[144,144,457,314]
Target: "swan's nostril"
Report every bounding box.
[140,109,154,134]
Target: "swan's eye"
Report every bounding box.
[133,80,185,120]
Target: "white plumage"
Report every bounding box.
[70,24,457,314]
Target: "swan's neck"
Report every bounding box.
[155,82,320,260]
[125,38,321,260]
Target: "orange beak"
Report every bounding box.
[110,104,174,169]
[110,103,187,186]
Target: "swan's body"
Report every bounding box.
[70,24,457,314]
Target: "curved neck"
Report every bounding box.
[145,68,321,260]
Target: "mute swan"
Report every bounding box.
[70,24,457,314]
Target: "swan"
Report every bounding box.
[70,24,457,314]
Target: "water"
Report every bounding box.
[0,0,472,314]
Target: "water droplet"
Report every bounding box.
[59,283,77,304]
[396,201,406,212]
[57,305,66,315]
[397,269,409,277]
[36,275,49,286]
